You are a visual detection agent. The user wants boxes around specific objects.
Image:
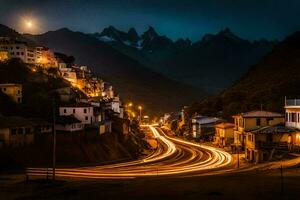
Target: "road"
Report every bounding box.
[27,125,233,179]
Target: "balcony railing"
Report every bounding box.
[285,98,300,106]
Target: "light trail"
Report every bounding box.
[27,125,233,179]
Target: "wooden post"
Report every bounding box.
[46,168,49,181]
[237,146,240,168]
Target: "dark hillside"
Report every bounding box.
[188,31,300,119]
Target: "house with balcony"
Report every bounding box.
[244,125,299,163]
[232,110,284,152]
[285,97,300,129]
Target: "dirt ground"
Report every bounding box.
[1,167,300,200]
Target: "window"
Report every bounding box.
[16,46,20,49]
[25,128,31,135]
[85,116,88,121]
[17,128,23,135]
[256,118,261,126]
[84,108,87,113]
[291,113,296,122]
[10,52,14,55]
[73,109,76,114]
[64,109,67,113]
[267,118,273,125]
[11,128,17,135]
[17,90,21,94]
[3,87,6,91]
[21,52,24,55]
[17,98,21,103]
[16,52,20,55]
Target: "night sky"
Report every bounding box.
[0,0,299,41]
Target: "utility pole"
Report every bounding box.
[52,99,56,181]
[237,146,240,168]
[280,164,284,194]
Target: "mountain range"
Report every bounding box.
[188,30,300,119]
[92,26,278,92]
[0,24,204,115]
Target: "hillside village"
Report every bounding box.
[163,101,300,164]
[0,36,147,166]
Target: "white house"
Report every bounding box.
[285,97,300,129]
[59,103,95,125]
[191,116,221,138]
[55,115,84,132]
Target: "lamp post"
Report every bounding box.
[52,99,56,181]
[138,106,142,124]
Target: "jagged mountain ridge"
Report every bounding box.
[0,24,204,115]
[92,26,278,93]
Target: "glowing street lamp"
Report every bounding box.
[138,106,142,123]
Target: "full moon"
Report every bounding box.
[26,21,33,28]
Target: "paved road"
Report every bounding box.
[27,125,233,179]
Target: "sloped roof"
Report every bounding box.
[0,116,35,128]
[56,115,81,125]
[252,126,296,134]
[233,110,284,118]
[215,122,234,129]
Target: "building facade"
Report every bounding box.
[59,103,95,125]
[0,83,22,103]
[232,110,284,150]
[245,126,299,163]
[214,123,234,147]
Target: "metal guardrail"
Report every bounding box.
[26,168,53,180]
[285,99,300,106]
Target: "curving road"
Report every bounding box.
[27,125,233,179]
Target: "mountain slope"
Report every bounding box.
[93,27,276,93]
[188,31,300,119]
[18,27,204,115]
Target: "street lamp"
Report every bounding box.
[138,106,142,123]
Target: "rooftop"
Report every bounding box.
[56,115,81,125]
[0,83,22,87]
[0,116,50,128]
[60,103,93,108]
[233,110,284,118]
[252,126,297,134]
[215,122,235,129]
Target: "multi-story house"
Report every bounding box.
[0,83,22,103]
[214,123,234,147]
[232,110,284,151]
[191,115,221,139]
[59,103,95,125]
[245,125,298,163]
[285,97,300,129]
